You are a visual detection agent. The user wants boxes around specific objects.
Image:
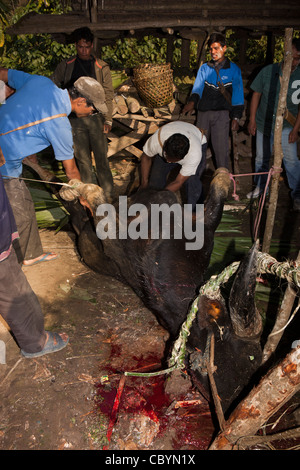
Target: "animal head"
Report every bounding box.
[188,243,263,414]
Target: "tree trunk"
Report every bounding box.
[209,345,300,450]
[262,28,293,253]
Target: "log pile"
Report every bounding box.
[108,78,194,159]
[109,76,252,163]
[112,78,180,120]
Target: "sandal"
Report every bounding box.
[23,252,59,266]
[21,331,69,358]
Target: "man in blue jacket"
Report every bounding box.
[182,33,244,169]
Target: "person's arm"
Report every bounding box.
[289,105,300,143]
[230,65,244,131]
[182,101,195,115]
[140,153,153,188]
[247,91,261,136]
[100,62,114,130]
[231,118,240,132]
[0,67,8,83]
[182,65,205,115]
[62,158,81,181]
[50,60,68,88]
[165,173,189,193]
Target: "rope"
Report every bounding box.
[229,166,283,241]
[2,175,72,187]
[2,175,84,201]
[253,166,283,241]
[268,302,300,337]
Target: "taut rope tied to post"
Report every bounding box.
[229,166,283,202]
[229,166,283,241]
[2,174,73,187]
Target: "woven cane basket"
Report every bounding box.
[133,63,173,108]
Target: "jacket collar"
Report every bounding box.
[207,57,230,70]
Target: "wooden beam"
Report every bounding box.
[91,0,300,12]
[7,11,300,35]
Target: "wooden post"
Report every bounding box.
[197,30,210,69]
[238,35,248,66]
[262,28,293,253]
[265,31,275,65]
[181,38,191,68]
[166,35,174,68]
[91,0,99,56]
[209,345,300,450]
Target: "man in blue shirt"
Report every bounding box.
[182,33,244,169]
[0,68,104,265]
[247,38,300,211]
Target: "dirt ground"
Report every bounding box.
[0,147,299,452]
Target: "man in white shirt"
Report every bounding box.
[140,121,207,211]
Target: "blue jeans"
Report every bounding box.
[148,144,207,211]
[254,129,300,200]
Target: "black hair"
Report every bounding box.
[163,134,190,161]
[67,85,94,108]
[292,37,300,52]
[208,33,226,48]
[72,27,94,44]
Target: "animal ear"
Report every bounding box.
[229,242,262,338]
[197,295,227,330]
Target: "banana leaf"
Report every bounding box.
[29,186,69,231]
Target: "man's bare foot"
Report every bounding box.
[23,252,59,266]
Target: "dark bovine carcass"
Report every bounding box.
[26,161,263,414]
[60,168,233,338]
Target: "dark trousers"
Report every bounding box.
[70,113,114,200]
[4,179,43,263]
[0,248,46,353]
[148,144,207,211]
[196,110,230,169]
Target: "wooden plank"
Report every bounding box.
[7,10,300,35]
[112,113,195,123]
[125,145,143,158]
[107,129,145,157]
[108,110,193,159]
[97,0,299,11]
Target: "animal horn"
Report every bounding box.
[204,168,231,234]
[229,241,262,338]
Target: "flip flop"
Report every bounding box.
[21,332,69,358]
[23,252,59,266]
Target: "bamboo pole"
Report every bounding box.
[262,28,293,253]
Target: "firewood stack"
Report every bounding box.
[112,77,180,120]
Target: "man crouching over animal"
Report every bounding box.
[140,121,207,211]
